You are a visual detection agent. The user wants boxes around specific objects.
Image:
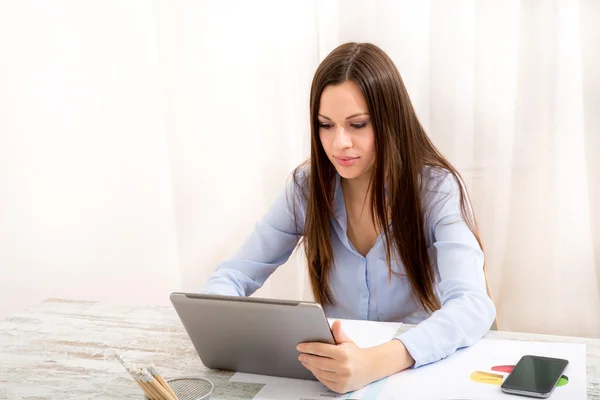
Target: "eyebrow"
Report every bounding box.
[318,113,369,120]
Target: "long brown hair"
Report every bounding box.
[293,42,483,313]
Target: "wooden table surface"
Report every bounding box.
[0,299,599,399]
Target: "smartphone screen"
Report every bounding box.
[501,355,569,397]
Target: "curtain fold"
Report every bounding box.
[0,0,597,337]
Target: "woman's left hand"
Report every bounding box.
[296,320,375,394]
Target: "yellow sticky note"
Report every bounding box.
[470,371,504,385]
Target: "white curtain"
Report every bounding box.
[332,0,600,337]
[0,0,598,338]
[0,1,182,315]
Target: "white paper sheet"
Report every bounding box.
[327,318,403,348]
[230,318,403,400]
[230,373,352,400]
[231,322,587,400]
[375,339,586,400]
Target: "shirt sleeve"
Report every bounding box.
[394,171,496,368]
[200,176,306,297]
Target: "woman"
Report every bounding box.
[201,42,496,394]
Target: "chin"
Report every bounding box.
[335,166,367,180]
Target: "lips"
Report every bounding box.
[333,156,359,167]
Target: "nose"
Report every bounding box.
[332,126,352,151]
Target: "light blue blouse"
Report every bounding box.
[200,167,496,368]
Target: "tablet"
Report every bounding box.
[170,292,336,380]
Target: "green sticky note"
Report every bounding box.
[556,375,569,387]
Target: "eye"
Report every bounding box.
[351,122,367,129]
[318,122,333,129]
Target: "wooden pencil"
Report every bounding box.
[149,363,178,400]
[116,355,157,399]
[141,368,175,400]
[135,368,158,399]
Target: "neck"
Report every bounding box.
[341,174,372,203]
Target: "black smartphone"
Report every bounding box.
[500,355,569,398]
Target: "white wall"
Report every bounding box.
[153,0,318,302]
[0,1,180,316]
[0,0,320,318]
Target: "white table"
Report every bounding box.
[1,298,599,399]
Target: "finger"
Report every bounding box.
[308,370,340,394]
[297,342,338,358]
[299,354,339,372]
[301,362,337,382]
[331,320,353,344]
[302,364,348,395]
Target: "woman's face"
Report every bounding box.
[318,81,375,181]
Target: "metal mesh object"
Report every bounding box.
[144,377,214,400]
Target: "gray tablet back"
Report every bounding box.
[170,292,336,381]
